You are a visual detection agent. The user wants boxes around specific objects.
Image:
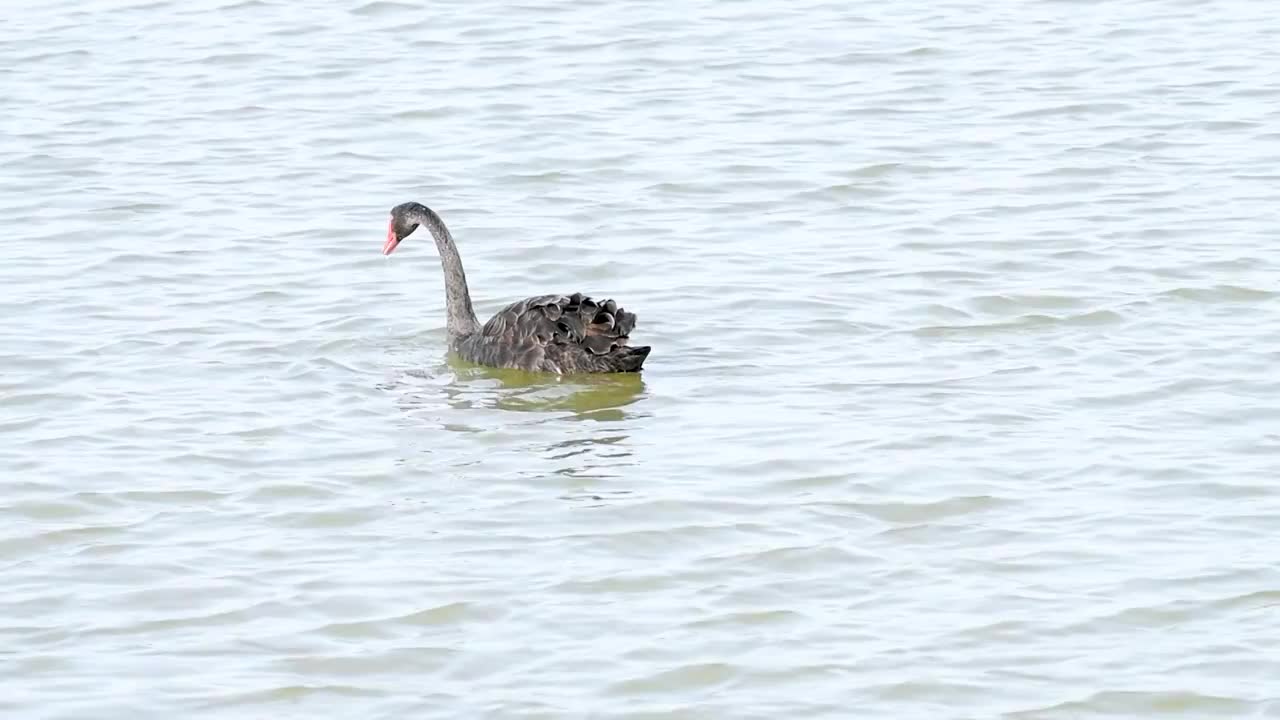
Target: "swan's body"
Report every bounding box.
[383,202,650,374]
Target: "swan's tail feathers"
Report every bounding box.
[616,345,651,372]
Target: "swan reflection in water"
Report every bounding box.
[381,352,649,505]
[430,353,648,419]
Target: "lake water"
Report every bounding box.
[4,0,1280,717]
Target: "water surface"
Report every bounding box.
[3,0,1280,717]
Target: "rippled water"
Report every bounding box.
[4,0,1280,717]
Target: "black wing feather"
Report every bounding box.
[463,293,649,373]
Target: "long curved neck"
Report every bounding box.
[416,207,479,337]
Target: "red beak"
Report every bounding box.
[382,218,400,255]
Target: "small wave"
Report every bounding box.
[1013,690,1257,717]
[608,662,741,695]
[1159,285,1276,303]
[913,309,1125,336]
[351,0,419,16]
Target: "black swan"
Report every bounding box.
[382,202,651,374]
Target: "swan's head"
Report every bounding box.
[383,201,428,255]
